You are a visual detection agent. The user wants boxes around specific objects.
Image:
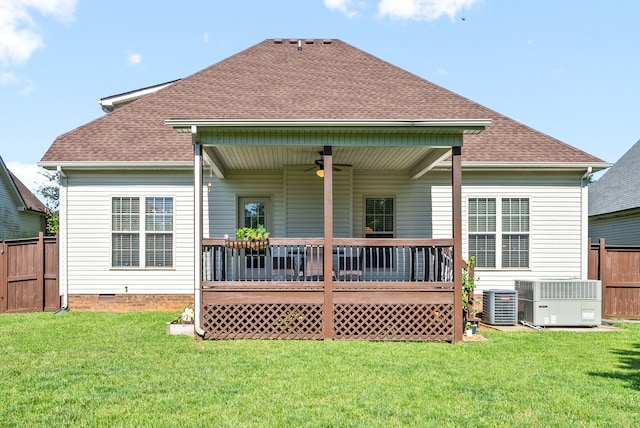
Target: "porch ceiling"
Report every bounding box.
[204,145,451,173]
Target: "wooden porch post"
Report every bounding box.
[322,146,334,340]
[452,146,463,343]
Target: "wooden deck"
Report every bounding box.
[201,238,456,341]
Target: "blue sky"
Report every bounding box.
[2,0,639,193]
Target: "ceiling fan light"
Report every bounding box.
[316,168,324,178]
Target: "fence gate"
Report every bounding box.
[589,238,640,319]
[0,233,59,313]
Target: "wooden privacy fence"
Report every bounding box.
[589,238,640,319]
[0,232,60,313]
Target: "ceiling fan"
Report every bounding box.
[305,151,352,177]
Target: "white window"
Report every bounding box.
[364,197,394,238]
[111,196,174,268]
[468,197,529,269]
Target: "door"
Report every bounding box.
[238,197,271,280]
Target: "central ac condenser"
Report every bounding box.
[515,279,602,327]
[483,289,518,325]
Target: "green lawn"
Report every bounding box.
[1,312,639,427]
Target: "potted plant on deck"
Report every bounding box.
[225,225,270,250]
[166,303,195,337]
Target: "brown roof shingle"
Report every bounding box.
[41,39,604,165]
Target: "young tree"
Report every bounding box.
[38,170,60,235]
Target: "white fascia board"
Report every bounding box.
[37,161,193,170]
[165,119,491,134]
[99,80,178,112]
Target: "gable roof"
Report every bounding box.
[0,156,49,214]
[589,139,640,217]
[41,38,605,167]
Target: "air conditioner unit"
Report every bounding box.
[483,289,518,325]
[515,279,602,327]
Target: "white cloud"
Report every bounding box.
[5,161,49,195]
[378,0,480,21]
[126,51,142,66]
[0,71,20,85]
[203,32,209,43]
[0,70,35,93]
[0,0,77,65]
[324,0,359,18]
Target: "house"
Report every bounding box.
[39,39,608,341]
[0,156,49,240]
[589,139,640,245]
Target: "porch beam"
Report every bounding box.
[202,146,226,179]
[452,146,463,343]
[166,118,491,133]
[409,147,452,180]
[323,145,334,340]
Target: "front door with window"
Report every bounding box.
[238,197,271,280]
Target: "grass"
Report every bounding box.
[1,312,639,427]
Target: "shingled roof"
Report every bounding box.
[41,38,605,166]
[0,156,49,214]
[589,139,640,216]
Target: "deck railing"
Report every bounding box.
[202,238,453,286]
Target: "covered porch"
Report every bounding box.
[167,119,489,342]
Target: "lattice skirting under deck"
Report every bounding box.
[201,303,454,341]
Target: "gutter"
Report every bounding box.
[193,141,206,338]
[580,167,592,279]
[57,166,69,310]
[38,161,192,170]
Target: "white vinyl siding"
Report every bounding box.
[61,167,587,296]
[455,170,586,289]
[64,170,193,295]
[204,168,351,238]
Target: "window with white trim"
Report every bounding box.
[502,198,529,268]
[364,197,394,238]
[468,197,529,269]
[111,196,174,268]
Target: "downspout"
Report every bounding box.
[57,166,69,310]
[192,127,206,337]
[580,167,592,279]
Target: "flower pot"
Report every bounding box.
[225,238,269,250]
[465,329,473,337]
[166,322,194,337]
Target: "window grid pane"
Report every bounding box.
[502,198,529,233]
[502,234,529,268]
[469,234,496,268]
[145,233,173,267]
[469,198,496,233]
[112,233,140,267]
[145,197,174,232]
[244,202,266,229]
[112,197,139,231]
[365,198,394,233]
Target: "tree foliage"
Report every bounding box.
[38,170,60,236]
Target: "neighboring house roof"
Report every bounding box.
[41,38,605,167]
[0,156,49,214]
[589,139,640,217]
